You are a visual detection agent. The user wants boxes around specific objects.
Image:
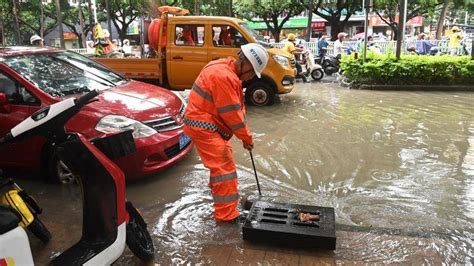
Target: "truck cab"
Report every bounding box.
[95,8,295,106]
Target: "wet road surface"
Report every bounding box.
[19,79,474,264]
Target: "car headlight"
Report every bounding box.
[95,115,157,139]
[272,54,290,69]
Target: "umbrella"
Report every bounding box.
[351,32,366,40]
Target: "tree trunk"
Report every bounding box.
[436,0,449,39]
[40,0,44,39]
[105,0,113,39]
[194,0,200,15]
[228,0,233,17]
[55,0,65,48]
[12,0,22,45]
[87,0,94,26]
[78,0,86,48]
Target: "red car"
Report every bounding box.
[0,47,192,183]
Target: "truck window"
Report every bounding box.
[175,25,205,46]
[212,25,248,48]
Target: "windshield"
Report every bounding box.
[4,51,128,97]
[240,22,274,48]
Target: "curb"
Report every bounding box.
[358,84,474,91]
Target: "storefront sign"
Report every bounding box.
[369,15,423,27]
[64,32,78,40]
[311,22,326,32]
[247,18,309,30]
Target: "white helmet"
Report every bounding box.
[30,35,43,45]
[241,43,269,78]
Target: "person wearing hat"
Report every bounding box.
[30,35,44,47]
[334,32,348,59]
[281,33,307,82]
[183,43,269,223]
[448,26,463,55]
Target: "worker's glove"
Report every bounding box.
[243,142,254,151]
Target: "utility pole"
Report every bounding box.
[228,0,233,17]
[395,0,407,60]
[55,0,65,48]
[195,0,200,16]
[306,0,313,42]
[362,0,372,63]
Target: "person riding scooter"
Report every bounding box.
[281,33,308,82]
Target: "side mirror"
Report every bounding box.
[0,93,11,113]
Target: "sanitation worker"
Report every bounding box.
[183,43,269,222]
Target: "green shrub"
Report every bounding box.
[340,53,474,88]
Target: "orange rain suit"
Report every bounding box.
[183,57,252,222]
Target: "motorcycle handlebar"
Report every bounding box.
[75,90,99,107]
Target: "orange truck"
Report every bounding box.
[94,6,295,106]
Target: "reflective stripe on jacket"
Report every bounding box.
[184,57,252,145]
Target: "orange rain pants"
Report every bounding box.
[184,126,239,221]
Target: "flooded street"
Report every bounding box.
[24,81,474,264]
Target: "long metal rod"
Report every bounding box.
[249,151,262,196]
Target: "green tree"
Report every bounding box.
[436,0,474,39]
[234,0,306,42]
[309,0,362,41]
[62,4,97,48]
[98,0,150,42]
[373,0,440,40]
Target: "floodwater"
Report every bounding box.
[23,81,474,264]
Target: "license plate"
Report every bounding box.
[179,134,191,149]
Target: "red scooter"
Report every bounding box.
[0,90,154,264]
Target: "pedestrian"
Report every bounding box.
[317,34,329,56]
[86,40,95,54]
[30,35,44,47]
[448,26,463,56]
[183,43,269,223]
[333,32,348,60]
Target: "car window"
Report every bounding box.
[212,25,248,48]
[175,25,205,46]
[4,51,128,97]
[0,71,39,105]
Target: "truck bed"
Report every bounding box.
[94,58,161,81]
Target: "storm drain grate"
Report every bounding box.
[242,200,336,250]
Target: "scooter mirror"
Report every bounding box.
[0,93,11,113]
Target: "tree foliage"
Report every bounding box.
[372,0,440,40]
[234,0,306,42]
[309,0,362,41]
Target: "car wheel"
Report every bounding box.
[311,69,324,81]
[48,152,78,185]
[245,81,275,106]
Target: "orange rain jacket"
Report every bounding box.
[184,57,252,145]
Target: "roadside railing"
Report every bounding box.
[272,39,472,56]
[69,39,471,57]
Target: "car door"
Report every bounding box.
[167,23,208,89]
[0,68,43,168]
[208,24,249,62]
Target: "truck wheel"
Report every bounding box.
[311,69,324,81]
[126,201,154,261]
[27,217,52,243]
[245,81,275,106]
[48,151,78,185]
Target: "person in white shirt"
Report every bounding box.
[122,39,132,54]
[333,32,348,59]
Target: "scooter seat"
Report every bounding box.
[0,204,21,234]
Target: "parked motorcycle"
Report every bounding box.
[0,170,51,244]
[0,90,154,264]
[314,49,340,75]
